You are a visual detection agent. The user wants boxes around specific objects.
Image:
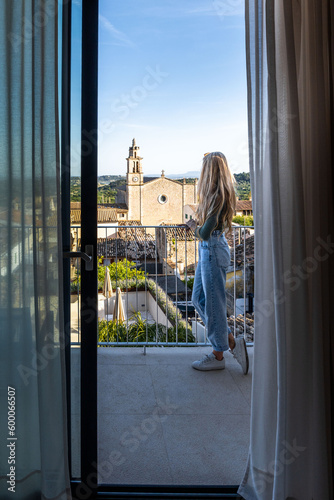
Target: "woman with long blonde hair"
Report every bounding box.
[186,152,248,373]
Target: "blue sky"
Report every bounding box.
[71,0,249,177]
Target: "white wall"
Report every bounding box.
[192,321,208,343]
[97,223,118,239]
[147,291,173,329]
[184,204,197,223]
[103,291,173,328]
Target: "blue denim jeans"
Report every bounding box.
[191,231,231,352]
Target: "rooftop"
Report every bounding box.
[97,226,156,259]
[186,203,198,212]
[71,207,119,223]
[157,224,196,240]
[183,201,253,213]
[230,234,254,268]
[236,200,252,211]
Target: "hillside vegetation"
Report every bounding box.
[70,172,251,202]
[234,172,251,200]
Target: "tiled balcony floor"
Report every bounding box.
[71,346,252,486]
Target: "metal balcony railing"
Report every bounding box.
[69,224,254,347]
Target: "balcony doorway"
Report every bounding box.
[65,1,252,497]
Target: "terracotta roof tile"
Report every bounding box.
[229,234,254,267]
[236,200,252,211]
[71,208,119,223]
[97,209,118,222]
[70,202,81,209]
[157,224,196,241]
[109,203,128,210]
[97,226,156,259]
[118,220,141,226]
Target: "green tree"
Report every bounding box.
[98,258,146,284]
[97,185,118,203]
[234,172,251,200]
[182,276,194,291]
[98,311,195,344]
[233,215,254,226]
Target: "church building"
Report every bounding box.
[116,139,198,227]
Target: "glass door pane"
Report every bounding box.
[97,0,250,488]
[62,0,98,491]
[64,0,83,480]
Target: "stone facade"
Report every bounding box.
[156,226,199,276]
[138,175,197,227]
[184,204,197,223]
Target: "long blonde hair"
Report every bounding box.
[196,152,236,234]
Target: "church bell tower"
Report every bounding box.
[126,138,143,186]
[126,138,143,221]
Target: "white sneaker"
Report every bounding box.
[230,337,249,374]
[192,353,225,371]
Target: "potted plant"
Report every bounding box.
[70,281,80,302]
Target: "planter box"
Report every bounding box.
[101,290,174,329]
[70,293,79,303]
[104,290,147,317]
[147,291,173,329]
[192,321,208,343]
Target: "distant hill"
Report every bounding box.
[70,176,126,203]
[70,172,251,202]
[98,175,124,186]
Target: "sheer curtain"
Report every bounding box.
[0,1,71,498]
[239,1,334,499]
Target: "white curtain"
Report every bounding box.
[239,1,334,499]
[0,1,71,498]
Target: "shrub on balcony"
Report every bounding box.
[182,276,194,290]
[97,258,146,292]
[232,215,254,226]
[105,277,146,293]
[70,281,80,294]
[96,262,194,342]
[98,319,128,343]
[98,311,195,345]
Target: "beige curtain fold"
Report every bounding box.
[0,1,72,498]
[240,1,334,498]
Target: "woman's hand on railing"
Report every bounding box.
[185,219,197,231]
